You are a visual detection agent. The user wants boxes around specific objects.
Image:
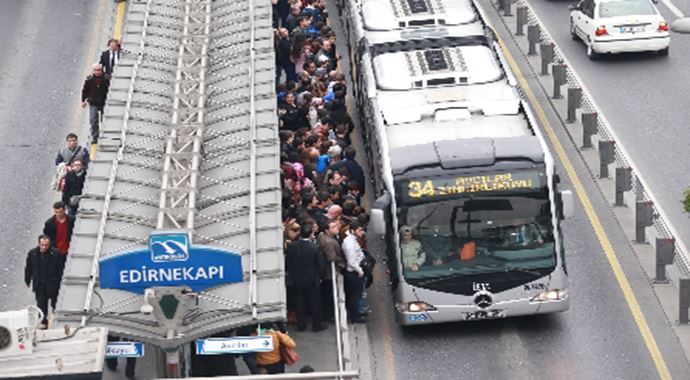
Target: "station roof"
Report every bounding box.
[56,0,283,349]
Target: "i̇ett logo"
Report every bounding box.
[149,232,190,263]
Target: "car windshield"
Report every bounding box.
[398,192,556,281]
[599,0,656,17]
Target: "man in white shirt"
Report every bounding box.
[341,221,367,324]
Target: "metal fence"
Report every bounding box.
[491,0,690,280]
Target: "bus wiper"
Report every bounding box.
[416,273,461,286]
[504,267,542,276]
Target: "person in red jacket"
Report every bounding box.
[43,201,75,265]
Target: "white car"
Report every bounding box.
[569,0,670,59]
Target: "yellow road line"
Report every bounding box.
[90,135,97,158]
[495,33,672,380]
[113,1,126,41]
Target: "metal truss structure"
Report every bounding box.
[56,0,283,349]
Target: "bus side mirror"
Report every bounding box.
[560,190,575,219]
[371,192,391,235]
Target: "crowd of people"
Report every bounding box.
[23,0,375,376]
[274,0,376,331]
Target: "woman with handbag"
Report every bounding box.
[255,324,298,374]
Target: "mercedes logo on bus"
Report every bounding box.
[474,294,493,309]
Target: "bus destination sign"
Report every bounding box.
[403,171,543,202]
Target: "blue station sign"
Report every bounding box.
[99,231,243,294]
[106,342,145,358]
[195,336,274,355]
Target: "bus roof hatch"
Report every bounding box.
[434,139,494,169]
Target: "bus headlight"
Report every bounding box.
[532,289,568,302]
[403,302,437,312]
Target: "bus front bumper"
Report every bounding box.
[396,297,569,326]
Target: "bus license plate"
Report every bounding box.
[464,310,505,321]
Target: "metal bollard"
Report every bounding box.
[654,238,675,283]
[540,43,554,75]
[614,167,632,207]
[552,64,566,99]
[581,112,597,148]
[635,176,644,202]
[566,87,582,123]
[598,140,615,178]
[527,25,540,55]
[635,201,654,244]
[504,0,513,16]
[516,6,528,36]
[680,278,690,324]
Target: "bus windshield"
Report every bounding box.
[397,192,556,282]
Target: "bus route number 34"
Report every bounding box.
[408,180,435,198]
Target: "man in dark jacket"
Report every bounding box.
[284,222,326,332]
[62,159,87,215]
[25,235,64,326]
[316,219,346,321]
[312,191,331,233]
[284,4,301,33]
[43,202,75,265]
[275,28,296,85]
[81,63,110,143]
[332,146,366,195]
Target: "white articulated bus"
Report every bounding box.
[338,0,575,325]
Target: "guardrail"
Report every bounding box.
[491,0,690,321]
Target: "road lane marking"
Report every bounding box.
[494,31,672,380]
[661,0,684,18]
[113,0,126,40]
[372,268,397,380]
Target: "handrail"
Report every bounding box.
[248,0,259,320]
[332,262,344,377]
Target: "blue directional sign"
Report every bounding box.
[106,342,145,358]
[99,231,243,294]
[195,336,274,355]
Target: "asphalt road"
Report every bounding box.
[527,0,690,267]
[323,1,690,378]
[0,0,105,312]
[3,0,689,379]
